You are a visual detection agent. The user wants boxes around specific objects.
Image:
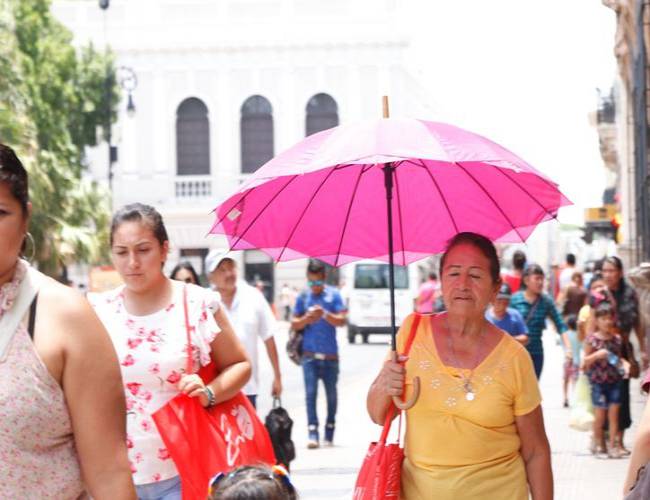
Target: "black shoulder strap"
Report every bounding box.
[27,293,38,340]
[525,296,541,324]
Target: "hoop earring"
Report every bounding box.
[22,232,36,262]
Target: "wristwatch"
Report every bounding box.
[204,386,216,408]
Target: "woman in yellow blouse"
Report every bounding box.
[367,232,552,500]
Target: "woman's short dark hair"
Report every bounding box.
[523,263,545,278]
[170,261,201,285]
[439,232,500,283]
[210,465,297,500]
[110,203,168,247]
[603,256,623,272]
[0,144,29,214]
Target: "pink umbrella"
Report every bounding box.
[210,115,571,406]
[211,118,569,264]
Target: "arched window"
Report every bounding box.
[241,95,274,174]
[305,93,338,136]
[176,97,210,176]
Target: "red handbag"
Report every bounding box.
[152,287,276,500]
[353,314,422,500]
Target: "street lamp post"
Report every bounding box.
[106,66,138,195]
[99,1,137,201]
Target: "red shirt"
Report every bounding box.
[502,272,522,293]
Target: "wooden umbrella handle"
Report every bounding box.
[391,351,420,410]
[382,95,390,118]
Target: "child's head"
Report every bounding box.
[210,465,297,500]
[566,314,577,331]
[594,302,615,332]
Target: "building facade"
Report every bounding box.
[600,0,650,266]
[52,0,437,299]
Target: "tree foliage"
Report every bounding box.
[0,0,117,276]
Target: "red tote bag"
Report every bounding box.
[353,314,422,500]
[152,287,276,500]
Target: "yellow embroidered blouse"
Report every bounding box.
[396,314,541,500]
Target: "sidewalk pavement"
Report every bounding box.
[542,333,645,500]
[262,326,647,499]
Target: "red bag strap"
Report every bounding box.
[182,285,193,375]
[378,313,422,443]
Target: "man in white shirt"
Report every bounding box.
[205,250,282,408]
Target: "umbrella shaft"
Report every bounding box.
[383,164,398,351]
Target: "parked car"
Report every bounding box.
[341,260,419,343]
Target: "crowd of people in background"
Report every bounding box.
[3,137,650,499]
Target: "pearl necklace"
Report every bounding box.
[445,317,486,402]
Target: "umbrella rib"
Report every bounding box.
[277,166,342,262]
[230,175,299,249]
[393,161,407,266]
[454,162,525,242]
[333,165,368,267]
[416,159,460,234]
[490,164,559,220]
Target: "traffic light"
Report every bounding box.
[610,214,622,243]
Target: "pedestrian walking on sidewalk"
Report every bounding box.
[415,272,440,314]
[291,260,346,449]
[367,232,552,500]
[502,249,527,294]
[510,264,572,379]
[485,282,529,346]
[89,203,250,499]
[562,315,581,408]
[0,144,135,499]
[602,256,647,454]
[170,261,201,285]
[582,302,628,459]
[206,249,283,409]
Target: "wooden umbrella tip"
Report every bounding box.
[382,95,390,119]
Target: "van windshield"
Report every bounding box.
[354,264,409,289]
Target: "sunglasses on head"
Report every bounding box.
[308,279,324,287]
[209,464,295,495]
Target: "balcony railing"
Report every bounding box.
[175,176,212,201]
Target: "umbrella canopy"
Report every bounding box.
[210,117,571,266]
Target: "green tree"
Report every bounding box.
[0,0,117,276]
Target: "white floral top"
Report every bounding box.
[89,281,221,485]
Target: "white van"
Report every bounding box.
[341,260,421,344]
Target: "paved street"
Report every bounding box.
[254,324,646,499]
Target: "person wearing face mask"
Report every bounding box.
[0,144,135,499]
[510,264,571,379]
[367,232,552,500]
[89,203,250,500]
[291,260,347,449]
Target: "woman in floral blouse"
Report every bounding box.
[90,203,251,500]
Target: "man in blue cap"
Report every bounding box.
[486,283,529,345]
